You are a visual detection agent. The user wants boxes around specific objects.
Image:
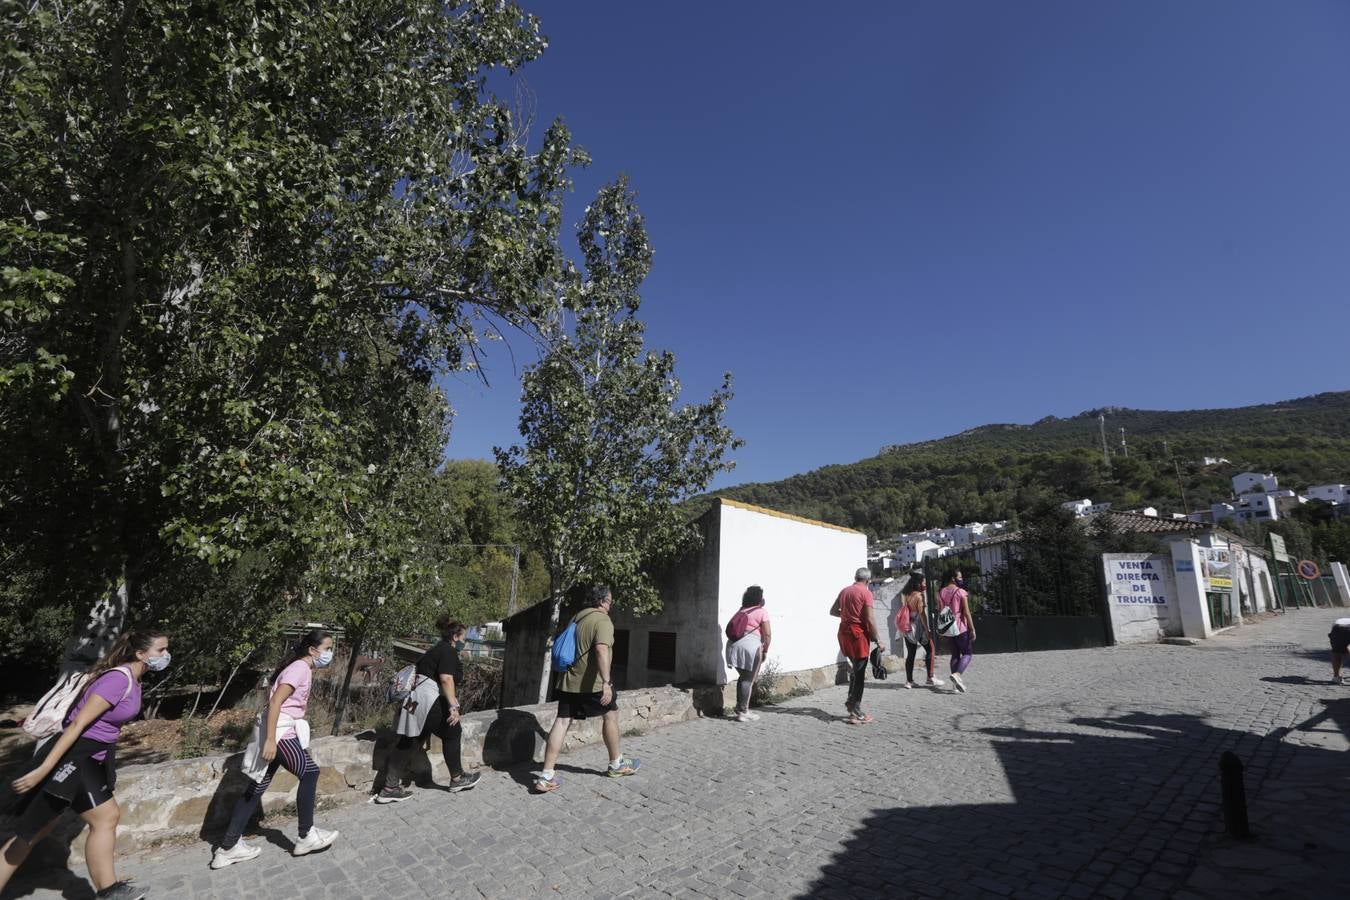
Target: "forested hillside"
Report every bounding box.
[708,391,1350,539]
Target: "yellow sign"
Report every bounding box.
[1201,548,1233,591]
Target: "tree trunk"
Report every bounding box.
[331,630,364,737]
[534,591,563,704]
[59,576,130,678]
[206,659,246,721]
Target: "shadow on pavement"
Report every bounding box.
[796,709,1349,899]
[757,706,840,725]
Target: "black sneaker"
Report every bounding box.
[447,772,480,793]
[96,883,147,900]
[376,785,413,804]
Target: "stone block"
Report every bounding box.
[167,794,215,829]
[316,767,349,794]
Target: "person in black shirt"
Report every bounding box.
[377,616,480,803]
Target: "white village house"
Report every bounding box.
[499,498,868,706]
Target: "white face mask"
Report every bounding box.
[315,648,334,668]
[146,651,171,672]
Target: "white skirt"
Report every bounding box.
[725,634,762,671]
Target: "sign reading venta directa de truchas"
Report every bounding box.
[1107,556,1170,605]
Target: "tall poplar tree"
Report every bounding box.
[497,179,740,700]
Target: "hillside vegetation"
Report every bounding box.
[708,391,1350,540]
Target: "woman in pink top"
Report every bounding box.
[725,586,772,722]
[4,629,170,900]
[212,628,339,869]
[939,570,976,692]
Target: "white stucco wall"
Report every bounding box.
[1103,553,1181,643]
[1167,538,1213,638]
[716,500,867,674]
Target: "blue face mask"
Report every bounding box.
[453,640,466,653]
[146,651,171,672]
[315,649,334,668]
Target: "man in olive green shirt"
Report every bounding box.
[534,586,641,792]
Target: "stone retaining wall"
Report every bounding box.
[6,686,701,856]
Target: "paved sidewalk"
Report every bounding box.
[3,611,1346,899]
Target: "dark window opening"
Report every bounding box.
[646,631,677,672]
[613,629,630,667]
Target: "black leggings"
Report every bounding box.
[846,656,868,710]
[387,697,463,785]
[222,736,319,849]
[905,637,936,682]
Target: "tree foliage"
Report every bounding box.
[1,1,584,680]
[496,179,740,613]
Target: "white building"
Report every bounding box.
[1062,499,1112,518]
[1307,484,1350,506]
[609,498,867,690]
[1212,493,1279,524]
[1202,457,1230,466]
[894,520,1008,567]
[1232,472,1278,495]
[500,498,867,705]
[897,538,943,567]
[1270,490,1305,518]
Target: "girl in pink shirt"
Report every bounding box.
[212,628,339,869]
[725,586,772,722]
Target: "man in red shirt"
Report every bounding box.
[831,567,882,724]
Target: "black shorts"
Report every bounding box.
[12,756,114,841]
[1330,625,1350,654]
[555,689,619,721]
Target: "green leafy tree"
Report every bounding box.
[1,1,585,673]
[496,179,740,699]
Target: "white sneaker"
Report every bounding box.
[904,681,915,689]
[950,673,966,693]
[734,711,751,722]
[210,839,261,870]
[292,826,339,857]
[927,677,944,687]
[743,711,761,721]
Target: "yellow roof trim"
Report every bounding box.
[717,497,865,535]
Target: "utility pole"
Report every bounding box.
[1174,460,1191,516]
[1099,414,1110,467]
[1120,427,1128,459]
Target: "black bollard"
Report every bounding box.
[1219,750,1250,839]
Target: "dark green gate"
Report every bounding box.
[922,541,1113,653]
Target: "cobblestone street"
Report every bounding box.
[5,611,1347,899]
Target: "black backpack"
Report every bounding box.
[869,646,888,680]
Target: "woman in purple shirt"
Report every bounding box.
[939,570,976,692]
[2,629,170,900]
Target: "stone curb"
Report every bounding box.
[2,686,703,855]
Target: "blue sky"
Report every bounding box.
[444,1,1350,489]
